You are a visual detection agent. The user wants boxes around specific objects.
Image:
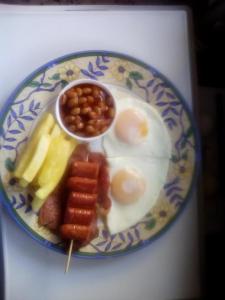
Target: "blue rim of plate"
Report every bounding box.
[0,50,201,259]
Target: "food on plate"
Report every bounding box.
[106,157,170,234]
[60,159,99,246]
[102,90,171,234]
[13,112,77,212]
[21,133,51,185]
[60,223,98,244]
[31,124,62,187]
[59,83,115,138]
[50,123,62,138]
[103,93,171,158]
[39,144,111,248]
[111,168,146,204]
[68,192,97,208]
[66,145,110,215]
[32,136,77,212]
[65,207,96,225]
[35,133,75,188]
[14,113,54,179]
[70,161,99,179]
[88,152,111,214]
[67,177,98,193]
[115,108,148,145]
[12,82,171,253]
[38,191,63,231]
[38,90,170,242]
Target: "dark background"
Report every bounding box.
[1,1,225,299]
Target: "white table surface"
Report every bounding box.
[0,5,200,300]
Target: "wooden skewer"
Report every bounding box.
[65,239,74,273]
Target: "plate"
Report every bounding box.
[0,51,200,258]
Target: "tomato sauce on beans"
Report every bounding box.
[60,83,115,137]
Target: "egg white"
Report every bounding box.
[107,157,169,234]
[103,88,171,159]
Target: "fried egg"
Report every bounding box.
[103,88,171,158]
[107,157,169,234]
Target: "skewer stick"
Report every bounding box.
[65,239,74,273]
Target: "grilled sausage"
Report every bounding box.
[67,177,98,193]
[68,192,97,208]
[64,207,96,225]
[70,161,99,179]
[60,223,97,241]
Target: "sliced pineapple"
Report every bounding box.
[50,123,62,138]
[14,113,54,178]
[21,133,51,183]
[32,138,77,212]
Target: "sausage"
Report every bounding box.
[100,196,111,210]
[88,152,111,211]
[88,152,106,165]
[67,177,98,193]
[60,223,97,241]
[68,192,97,208]
[99,165,110,194]
[64,207,96,225]
[69,144,89,163]
[98,165,111,208]
[70,161,99,179]
[60,224,90,240]
[38,193,63,231]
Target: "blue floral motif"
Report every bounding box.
[127,232,134,246]
[164,177,183,207]
[10,193,33,214]
[147,79,155,87]
[81,56,110,80]
[152,82,165,94]
[0,101,41,161]
[13,70,62,106]
[132,77,150,101]
[154,89,182,131]
[102,56,110,63]
[119,232,126,242]
[90,224,145,252]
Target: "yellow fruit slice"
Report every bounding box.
[14,113,54,178]
[21,133,51,183]
[37,133,65,187]
[50,123,61,138]
[31,124,62,187]
[32,138,77,212]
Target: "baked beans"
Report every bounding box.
[60,83,115,138]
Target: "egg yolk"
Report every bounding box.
[111,169,146,204]
[115,109,148,145]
